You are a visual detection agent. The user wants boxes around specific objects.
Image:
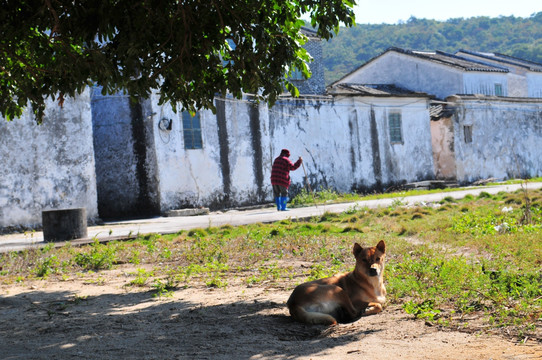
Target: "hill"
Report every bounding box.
[322,12,542,84]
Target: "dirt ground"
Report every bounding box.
[1,265,541,360]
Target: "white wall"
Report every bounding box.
[151,95,272,211]
[339,52,464,99]
[148,93,435,211]
[527,73,542,98]
[272,96,435,193]
[451,97,542,183]
[463,73,508,96]
[0,90,98,230]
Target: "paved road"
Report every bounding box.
[1,182,541,253]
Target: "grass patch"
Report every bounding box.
[1,186,541,340]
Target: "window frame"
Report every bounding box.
[463,125,473,144]
[494,83,503,96]
[388,111,403,144]
[181,111,203,150]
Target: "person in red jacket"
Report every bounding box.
[271,149,303,211]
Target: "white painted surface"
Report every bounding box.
[0,90,98,229]
[527,73,542,98]
[450,97,542,183]
[463,72,508,96]
[338,51,463,99]
[148,93,435,212]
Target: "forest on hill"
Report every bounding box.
[321,12,542,84]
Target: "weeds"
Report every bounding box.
[74,239,117,270]
[1,185,541,340]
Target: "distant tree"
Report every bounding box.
[0,0,356,122]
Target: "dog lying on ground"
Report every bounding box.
[287,240,386,325]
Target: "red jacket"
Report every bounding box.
[271,155,302,188]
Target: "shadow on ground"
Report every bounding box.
[0,287,383,359]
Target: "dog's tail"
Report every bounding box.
[288,304,338,325]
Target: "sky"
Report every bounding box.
[352,0,541,24]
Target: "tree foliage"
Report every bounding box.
[323,12,542,83]
[0,0,356,122]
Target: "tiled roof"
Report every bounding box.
[388,47,508,72]
[328,47,509,88]
[458,49,542,72]
[328,83,430,97]
[300,26,320,39]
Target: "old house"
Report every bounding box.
[330,47,511,99]
[6,41,541,230]
[456,50,542,97]
[432,95,542,183]
[332,47,542,184]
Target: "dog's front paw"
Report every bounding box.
[364,303,383,316]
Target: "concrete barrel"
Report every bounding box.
[42,208,88,242]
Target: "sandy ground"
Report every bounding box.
[1,266,541,360]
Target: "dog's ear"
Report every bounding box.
[352,243,363,257]
[376,240,386,254]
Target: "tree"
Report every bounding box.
[0,0,356,122]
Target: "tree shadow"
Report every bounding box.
[0,287,383,359]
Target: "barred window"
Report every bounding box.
[182,111,203,149]
[464,125,473,144]
[388,112,403,143]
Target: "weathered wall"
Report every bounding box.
[507,74,527,97]
[150,94,272,211]
[269,96,435,194]
[269,97,367,193]
[339,52,464,99]
[146,94,435,212]
[366,98,436,187]
[91,88,160,219]
[450,96,542,183]
[0,90,98,231]
[430,117,457,180]
[527,73,542,98]
[455,51,536,97]
[462,72,509,96]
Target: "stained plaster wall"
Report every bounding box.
[268,96,435,194]
[430,117,457,180]
[92,88,434,215]
[0,90,98,230]
[462,73,509,96]
[146,94,435,212]
[91,88,160,219]
[150,94,272,211]
[449,96,542,183]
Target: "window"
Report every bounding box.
[463,125,472,144]
[388,112,403,143]
[494,83,503,96]
[182,111,203,149]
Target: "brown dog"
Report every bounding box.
[287,240,386,325]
